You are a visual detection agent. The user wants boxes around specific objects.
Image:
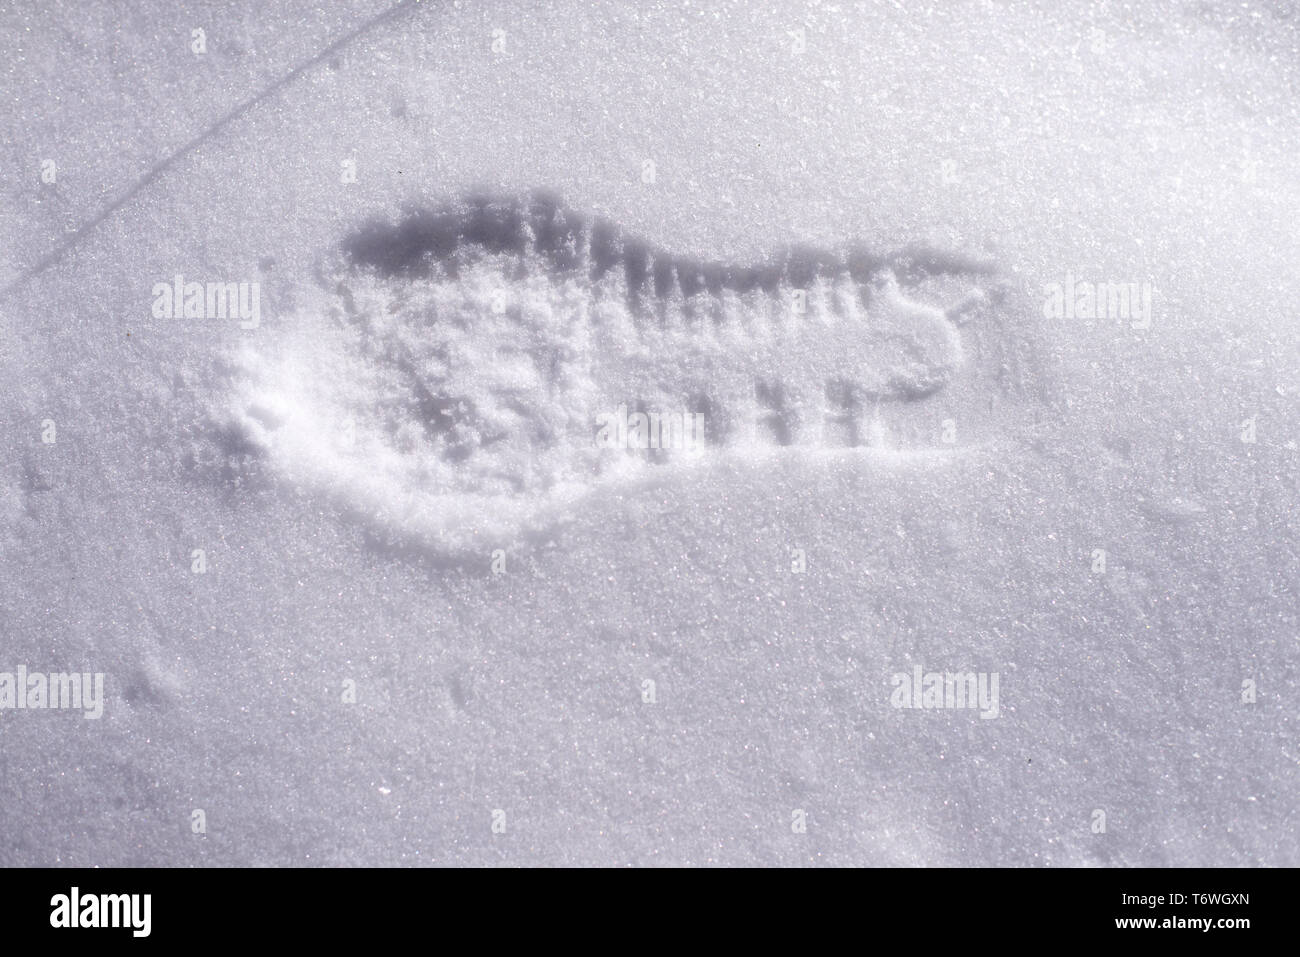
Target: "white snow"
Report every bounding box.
[0,0,1296,866]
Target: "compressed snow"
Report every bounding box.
[210,193,1038,555]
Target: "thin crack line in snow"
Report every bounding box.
[0,0,424,300]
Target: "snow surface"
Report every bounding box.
[0,0,1297,865]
